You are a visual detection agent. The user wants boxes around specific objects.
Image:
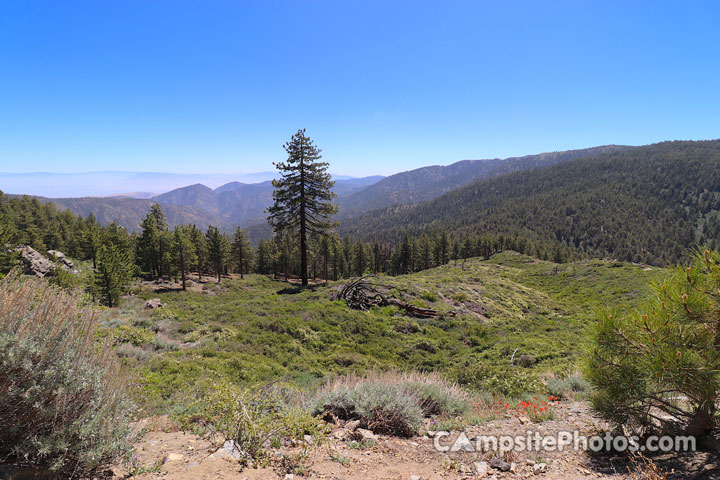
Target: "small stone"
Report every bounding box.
[426,430,438,437]
[474,461,488,476]
[303,434,313,443]
[356,428,378,440]
[407,476,421,480]
[509,462,517,473]
[284,475,294,480]
[209,439,244,460]
[526,459,536,466]
[490,457,511,472]
[165,453,184,462]
[331,429,346,440]
[533,463,547,475]
[518,415,530,425]
[344,420,360,431]
[186,461,199,468]
[144,298,165,309]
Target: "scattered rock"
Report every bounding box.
[474,461,488,476]
[533,462,548,475]
[165,453,184,462]
[210,440,244,460]
[509,462,517,473]
[355,428,378,441]
[17,246,55,277]
[331,429,347,440]
[47,250,74,269]
[144,298,165,309]
[407,475,421,480]
[344,419,360,431]
[518,414,530,425]
[284,474,294,480]
[490,457,511,472]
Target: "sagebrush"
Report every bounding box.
[0,272,135,476]
[314,371,469,436]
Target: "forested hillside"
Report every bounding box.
[336,145,631,216]
[340,140,720,266]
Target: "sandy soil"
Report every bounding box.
[110,402,719,480]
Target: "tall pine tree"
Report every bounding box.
[267,129,337,286]
[231,227,253,279]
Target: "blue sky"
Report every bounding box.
[1,1,719,177]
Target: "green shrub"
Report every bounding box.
[420,290,439,302]
[402,382,470,417]
[315,382,423,437]
[546,374,590,398]
[101,325,155,346]
[0,273,135,476]
[456,365,543,397]
[313,371,469,436]
[586,249,720,436]
[186,381,324,464]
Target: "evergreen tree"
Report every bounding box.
[81,214,102,269]
[320,236,331,281]
[172,226,198,291]
[93,244,134,307]
[231,227,253,279]
[206,225,229,283]
[0,219,18,275]
[267,129,337,286]
[355,241,367,276]
[187,224,208,281]
[255,239,270,274]
[137,204,169,278]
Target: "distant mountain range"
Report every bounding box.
[335,145,631,216]
[339,140,720,266]
[10,176,386,231]
[0,171,280,198]
[5,140,719,266]
[2,146,640,234]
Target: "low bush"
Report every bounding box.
[185,381,324,464]
[313,371,469,437]
[546,374,591,399]
[456,365,544,397]
[0,272,135,476]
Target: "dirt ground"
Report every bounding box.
[110,402,719,480]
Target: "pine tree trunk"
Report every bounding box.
[180,250,186,291]
[299,149,308,286]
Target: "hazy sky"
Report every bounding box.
[1,1,719,177]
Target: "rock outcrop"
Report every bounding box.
[47,250,75,270]
[17,246,56,277]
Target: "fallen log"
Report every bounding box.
[334,275,451,318]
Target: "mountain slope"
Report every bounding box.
[24,175,387,232]
[336,145,632,216]
[339,140,720,266]
[28,196,214,230]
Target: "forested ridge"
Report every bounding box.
[336,144,630,216]
[339,140,720,265]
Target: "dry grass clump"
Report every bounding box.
[314,370,470,437]
[0,272,135,476]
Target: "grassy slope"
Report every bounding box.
[105,251,664,408]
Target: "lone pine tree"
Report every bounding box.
[267,129,337,286]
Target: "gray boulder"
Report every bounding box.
[17,246,56,278]
[144,298,165,309]
[47,250,75,270]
